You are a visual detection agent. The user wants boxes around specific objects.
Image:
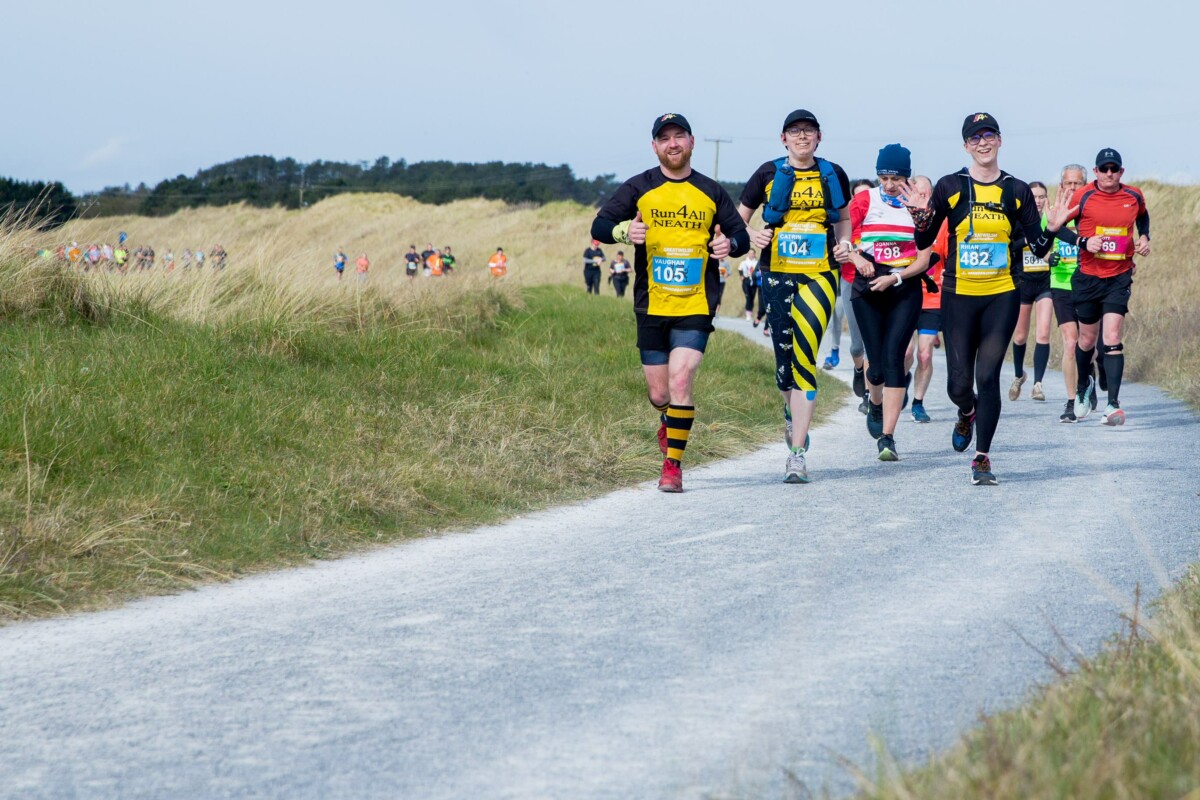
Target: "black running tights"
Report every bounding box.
[941,290,1020,454]
[851,283,922,388]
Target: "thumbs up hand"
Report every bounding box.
[628,211,648,245]
[710,223,731,259]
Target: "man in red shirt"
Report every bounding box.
[1054,148,1150,426]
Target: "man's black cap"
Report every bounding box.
[782,109,820,132]
[651,113,692,138]
[1095,148,1123,168]
[962,112,1000,140]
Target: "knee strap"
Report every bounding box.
[1101,343,1123,354]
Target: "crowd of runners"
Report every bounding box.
[593,110,1149,492]
[37,242,229,272]
[332,244,509,282]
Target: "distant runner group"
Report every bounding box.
[592,110,1150,491]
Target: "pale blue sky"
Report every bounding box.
[5,0,1196,193]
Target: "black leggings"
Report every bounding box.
[851,283,922,388]
[742,278,757,312]
[941,290,1020,454]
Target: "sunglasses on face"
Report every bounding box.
[967,132,999,146]
[1097,165,1121,174]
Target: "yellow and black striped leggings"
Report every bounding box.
[762,269,839,397]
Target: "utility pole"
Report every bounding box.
[704,137,732,181]
[298,165,306,209]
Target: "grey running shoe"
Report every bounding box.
[1075,376,1095,420]
[877,434,898,461]
[858,393,869,415]
[1008,373,1027,401]
[1031,381,1045,401]
[784,451,809,483]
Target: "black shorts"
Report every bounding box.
[1051,288,1075,326]
[1018,271,1052,305]
[1072,270,1132,324]
[916,309,941,334]
[636,313,713,365]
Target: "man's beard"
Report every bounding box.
[657,148,691,171]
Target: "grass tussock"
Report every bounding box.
[856,573,1200,799]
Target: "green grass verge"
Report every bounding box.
[0,284,845,620]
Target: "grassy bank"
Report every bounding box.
[0,278,841,620]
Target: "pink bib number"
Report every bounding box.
[872,240,917,266]
[1095,226,1132,261]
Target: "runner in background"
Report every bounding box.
[405,245,420,279]
[1009,181,1053,402]
[903,175,947,423]
[828,179,872,414]
[488,247,508,277]
[1050,165,1087,421]
[584,240,605,295]
[739,249,759,323]
[610,250,631,297]
[356,252,370,283]
[442,246,457,275]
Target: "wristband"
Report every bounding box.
[1078,236,1088,251]
[612,220,631,245]
[893,273,903,287]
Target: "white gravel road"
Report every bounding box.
[1,318,1197,799]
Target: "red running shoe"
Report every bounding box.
[658,459,683,493]
[657,420,668,455]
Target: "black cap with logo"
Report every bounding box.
[651,113,692,138]
[1095,148,1123,168]
[782,109,820,132]
[962,112,1000,141]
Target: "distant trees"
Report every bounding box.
[0,177,78,227]
[83,156,624,217]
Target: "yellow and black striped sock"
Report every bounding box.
[665,405,695,464]
[650,398,669,422]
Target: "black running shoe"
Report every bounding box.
[858,393,869,415]
[852,367,866,398]
[877,434,898,461]
[971,454,997,485]
[1059,399,1077,423]
[867,401,884,439]
[952,411,975,452]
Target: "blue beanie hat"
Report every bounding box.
[876,143,912,178]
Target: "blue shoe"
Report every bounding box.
[822,348,840,370]
[952,411,975,452]
[867,401,884,439]
[911,400,931,423]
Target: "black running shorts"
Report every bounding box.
[1072,270,1132,324]
[1018,272,1051,305]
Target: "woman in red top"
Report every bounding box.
[1054,148,1150,426]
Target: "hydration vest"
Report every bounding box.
[762,157,846,227]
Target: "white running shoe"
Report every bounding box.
[784,451,809,483]
[1008,373,1027,401]
[1102,404,1126,426]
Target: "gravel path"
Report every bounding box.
[1,319,1197,799]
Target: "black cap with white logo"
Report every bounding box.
[1095,148,1123,168]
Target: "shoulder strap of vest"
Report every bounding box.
[1000,174,1017,223]
[947,171,972,233]
[815,157,844,224]
[761,156,794,226]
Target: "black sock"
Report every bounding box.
[1012,342,1026,378]
[1033,343,1050,383]
[1096,348,1108,391]
[1075,345,1093,393]
[1104,352,1124,406]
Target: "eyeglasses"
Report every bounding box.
[785,127,818,138]
[966,132,999,147]
[1097,165,1121,174]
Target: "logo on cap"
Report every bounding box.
[660,114,678,123]
[973,113,988,122]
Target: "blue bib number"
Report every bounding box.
[776,231,826,261]
[959,241,1007,272]
[1057,240,1078,261]
[652,256,703,287]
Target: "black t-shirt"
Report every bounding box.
[584,247,605,268]
[739,158,850,273]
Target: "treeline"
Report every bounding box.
[81,156,626,217]
[0,177,78,228]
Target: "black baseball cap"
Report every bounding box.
[1095,148,1122,168]
[782,109,820,132]
[962,112,1000,141]
[651,113,692,138]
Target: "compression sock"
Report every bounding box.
[1096,347,1109,391]
[665,405,695,464]
[1033,343,1050,384]
[1075,345,1094,394]
[1012,342,1026,379]
[1102,345,1124,406]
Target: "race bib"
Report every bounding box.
[1057,240,1079,262]
[958,234,1008,274]
[872,240,917,267]
[1095,226,1132,261]
[774,221,827,271]
[651,254,703,289]
[1022,247,1049,273]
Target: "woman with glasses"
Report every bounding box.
[903,113,1069,485]
[738,109,852,483]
